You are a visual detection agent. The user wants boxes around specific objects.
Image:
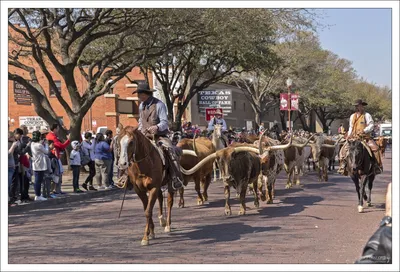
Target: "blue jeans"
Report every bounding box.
[34,171,45,197]
[71,165,80,191]
[8,167,15,194]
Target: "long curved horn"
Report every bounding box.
[258,129,268,154]
[182,150,198,157]
[233,146,260,154]
[180,152,217,175]
[321,135,344,148]
[291,135,314,148]
[266,134,293,151]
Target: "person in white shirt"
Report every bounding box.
[338,99,382,176]
[70,141,84,193]
[31,131,49,201]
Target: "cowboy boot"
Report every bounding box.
[165,147,184,190]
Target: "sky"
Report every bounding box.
[317,8,392,88]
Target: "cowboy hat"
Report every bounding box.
[132,82,157,94]
[354,99,368,106]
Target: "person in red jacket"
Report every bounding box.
[46,123,70,194]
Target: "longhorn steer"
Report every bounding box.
[282,136,314,188]
[375,136,388,158]
[177,137,215,207]
[310,135,341,182]
[180,140,291,215]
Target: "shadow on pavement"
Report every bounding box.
[169,222,280,244]
[301,182,336,190]
[258,195,324,219]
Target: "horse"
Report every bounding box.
[346,139,375,213]
[116,125,196,245]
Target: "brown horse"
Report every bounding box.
[116,125,196,246]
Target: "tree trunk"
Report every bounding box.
[174,107,184,131]
[255,111,263,126]
[297,111,310,131]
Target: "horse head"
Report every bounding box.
[116,126,141,170]
[347,140,365,174]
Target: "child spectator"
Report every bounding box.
[70,141,84,193]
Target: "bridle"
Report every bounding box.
[118,131,151,167]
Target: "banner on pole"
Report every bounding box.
[291,94,299,111]
[280,93,289,110]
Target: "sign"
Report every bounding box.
[198,89,232,114]
[14,81,34,105]
[19,116,49,133]
[280,93,289,110]
[280,93,299,111]
[205,108,223,122]
[92,120,97,127]
[291,94,299,111]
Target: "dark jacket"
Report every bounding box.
[355,226,392,264]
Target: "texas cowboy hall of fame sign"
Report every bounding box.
[13,80,34,105]
[197,89,232,114]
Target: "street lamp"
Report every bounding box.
[286,78,293,133]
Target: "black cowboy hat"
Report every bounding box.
[132,82,157,94]
[353,99,368,106]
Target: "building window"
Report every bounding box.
[233,101,236,110]
[50,81,62,97]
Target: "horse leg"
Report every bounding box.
[224,183,232,216]
[259,174,267,202]
[135,189,150,245]
[295,167,301,185]
[367,175,374,207]
[178,187,185,208]
[157,189,167,227]
[165,189,175,233]
[285,168,292,189]
[358,175,367,213]
[202,174,211,202]
[141,187,158,245]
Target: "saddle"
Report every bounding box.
[360,139,379,158]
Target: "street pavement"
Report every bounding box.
[8,151,392,264]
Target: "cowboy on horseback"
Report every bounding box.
[133,82,184,190]
[338,99,383,176]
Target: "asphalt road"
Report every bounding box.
[8,151,392,264]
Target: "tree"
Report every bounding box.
[228,9,324,128]
[140,8,277,130]
[8,8,206,140]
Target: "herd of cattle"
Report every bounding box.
[174,125,390,215]
[115,125,390,245]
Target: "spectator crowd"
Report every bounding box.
[8,123,120,205]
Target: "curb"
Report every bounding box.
[8,188,123,214]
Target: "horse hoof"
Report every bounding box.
[148,234,155,240]
[164,226,171,233]
[225,209,231,216]
[178,202,184,208]
[285,185,290,189]
[358,205,364,213]
[254,202,260,209]
[367,202,373,207]
[159,217,167,228]
[141,239,149,246]
[267,199,273,204]
[238,210,246,216]
[197,200,203,205]
[203,195,208,202]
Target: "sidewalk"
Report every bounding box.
[8,165,123,213]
